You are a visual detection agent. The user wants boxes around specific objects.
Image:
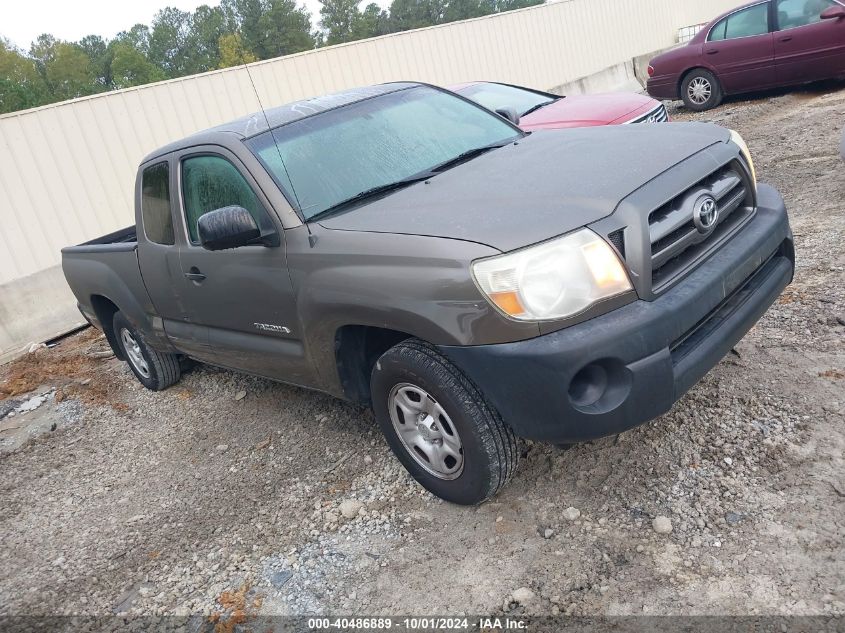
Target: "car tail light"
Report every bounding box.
[647,65,655,77]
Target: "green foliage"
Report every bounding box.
[0,38,49,113]
[0,0,544,114]
[111,42,166,89]
[218,33,257,68]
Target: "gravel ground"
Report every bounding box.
[0,83,843,623]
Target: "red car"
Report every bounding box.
[450,81,668,129]
[647,0,845,111]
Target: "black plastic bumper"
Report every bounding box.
[439,184,794,444]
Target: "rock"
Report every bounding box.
[652,516,673,534]
[511,587,535,604]
[340,499,364,519]
[363,455,373,465]
[543,528,554,539]
[255,436,271,450]
[563,507,581,521]
[270,570,293,588]
[215,444,229,452]
[17,394,49,413]
[235,391,247,401]
[725,512,743,524]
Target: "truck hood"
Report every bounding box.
[318,122,730,253]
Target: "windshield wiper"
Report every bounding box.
[308,173,433,222]
[521,97,563,117]
[429,140,513,174]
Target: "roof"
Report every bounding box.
[143,82,420,162]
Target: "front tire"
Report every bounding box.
[371,339,518,505]
[112,311,181,391]
[681,69,723,111]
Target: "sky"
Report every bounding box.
[2,0,331,50]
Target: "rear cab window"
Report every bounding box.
[141,162,174,245]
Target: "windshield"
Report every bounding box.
[247,85,521,220]
[457,83,557,117]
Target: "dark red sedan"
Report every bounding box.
[451,81,668,129]
[647,0,845,111]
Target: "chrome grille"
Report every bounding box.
[648,161,755,291]
[624,103,669,124]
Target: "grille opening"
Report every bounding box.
[648,160,755,292]
[607,229,625,258]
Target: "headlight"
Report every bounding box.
[472,228,633,321]
[729,129,757,191]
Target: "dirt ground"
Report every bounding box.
[1,83,843,623]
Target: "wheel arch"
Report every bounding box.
[678,65,721,96]
[334,325,414,405]
[90,294,125,360]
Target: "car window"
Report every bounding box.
[776,0,837,29]
[709,3,770,40]
[247,86,520,220]
[141,162,174,246]
[457,83,556,117]
[181,155,266,243]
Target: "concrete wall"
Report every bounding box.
[0,0,739,362]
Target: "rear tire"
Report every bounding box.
[681,69,723,111]
[112,311,181,391]
[370,339,518,505]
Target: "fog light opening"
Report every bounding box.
[569,364,608,408]
[568,358,633,414]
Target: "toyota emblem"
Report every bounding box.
[693,195,719,233]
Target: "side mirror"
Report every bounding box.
[821,5,845,19]
[197,206,261,251]
[495,106,520,126]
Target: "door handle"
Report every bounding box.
[705,49,719,55]
[185,267,206,282]
[780,36,792,42]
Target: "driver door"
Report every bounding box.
[172,146,315,386]
[773,0,845,84]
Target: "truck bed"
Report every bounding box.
[62,226,137,254]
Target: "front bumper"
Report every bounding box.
[439,184,794,444]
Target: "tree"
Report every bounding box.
[29,35,98,101]
[77,35,111,88]
[0,37,49,113]
[387,0,447,32]
[352,3,391,39]
[443,0,486,22]
[218,32,256,68]
[110,41,166,88]
[187,5,227,73]
[256,0,315,58]
[149,7,193,77]
[320,0,362,44]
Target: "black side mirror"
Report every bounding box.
[495,106,520,126]
[198,206,261,251]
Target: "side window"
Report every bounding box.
[181,155,265,244]
[709,17,728,41]
[776,0,836,29]
[141,162,174,246]
[710,3,770,40]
